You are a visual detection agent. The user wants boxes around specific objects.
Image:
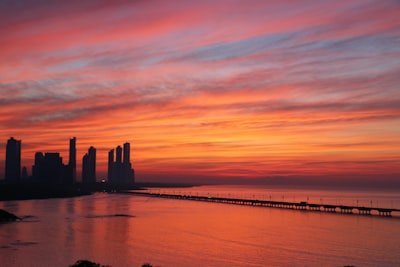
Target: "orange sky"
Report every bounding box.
[1,0,400,185]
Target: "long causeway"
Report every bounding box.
[123,191,400,217]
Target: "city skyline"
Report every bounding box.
[1,136,135,184]
[1,1,399,185]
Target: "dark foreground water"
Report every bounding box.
[1,185,400,266]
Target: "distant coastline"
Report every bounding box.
[0,183,91,201]
[0,182,195,201]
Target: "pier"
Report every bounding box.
[124,191,400,217]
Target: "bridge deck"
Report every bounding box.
[122,191,400,217]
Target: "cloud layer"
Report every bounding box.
[1,0,400,183]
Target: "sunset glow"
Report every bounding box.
[1,0,399,184]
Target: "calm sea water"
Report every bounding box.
[1,185,400,267]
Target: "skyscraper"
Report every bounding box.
[108,142,135,186]
[69,137,76,183]
[108,149,114,183]
[123,142,130,165]
[82,146,96,184]
[5,137,21,183]
[32,152,44,181]
[116,145,122,164]
[31,139,73,184]
[32,152,65,184]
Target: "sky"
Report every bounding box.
[1,0,400,186]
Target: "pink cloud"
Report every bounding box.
[1,0,400,183]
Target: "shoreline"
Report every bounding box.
[0,182,195,201]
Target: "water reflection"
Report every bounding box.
[0,187,399,266]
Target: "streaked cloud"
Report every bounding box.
[0,0,399,183]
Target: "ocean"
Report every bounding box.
[1,185,400,266]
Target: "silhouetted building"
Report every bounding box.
[82,146,96,184]
[5,137,21,183]
[31,139,75,184]
[108,142,135,185]
[108,149,114,184]
[123,142,130,165]
[116,145,122,164]
[32,152,44,180]
[69,137,76,183]
[32,152,67,184]
[21,166,28,180]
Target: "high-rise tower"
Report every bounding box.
[82,146,96,184]
[107,142,135,185]
[69,137,76,183]
[123,142,130,165]
[108,149,114,183]
[5,137,21,183]
[31,138,76,184]
[116,145,122,164]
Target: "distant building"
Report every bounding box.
[32,152,44,181]
[123,142,130,165]
[116,145,122,164]
[108,149,114,184]
[108,142,135,185]
[82,146,96,184]
[5,137,21,183]
[31,139,75,184]
[32,152,68,184]
[69,137,76,183]
[21,166,28,180]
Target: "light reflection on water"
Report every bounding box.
[0,185,400,267]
